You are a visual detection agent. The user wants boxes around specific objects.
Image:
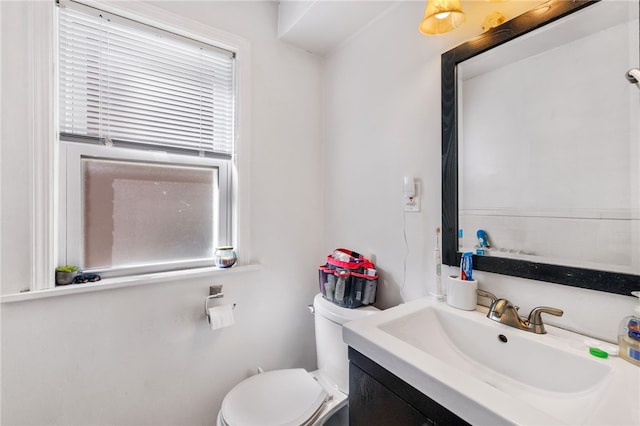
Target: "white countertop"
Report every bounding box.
[343,297,640,426]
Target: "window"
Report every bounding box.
[57,2,236,278]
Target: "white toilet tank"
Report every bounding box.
[313,293,379,394]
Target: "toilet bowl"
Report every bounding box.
[216,293,379,426]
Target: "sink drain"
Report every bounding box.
[498,334,508,343]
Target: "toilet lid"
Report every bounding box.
[221,369,328,426]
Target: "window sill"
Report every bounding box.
[0,264,263,303]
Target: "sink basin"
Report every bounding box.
[343,298,640,425]
[379,304,610,394]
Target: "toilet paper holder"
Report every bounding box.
[204,285,236,323]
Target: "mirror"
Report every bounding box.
[442,0,640,295]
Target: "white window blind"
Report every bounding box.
[58,4,235,157]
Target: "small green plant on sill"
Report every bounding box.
[56,265,79,273]
[55,265,80,286]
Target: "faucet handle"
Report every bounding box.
[476,289,497,303]
[528,306,563,334]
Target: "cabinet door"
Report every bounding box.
[350,363,434,426]
[348,348,470,426]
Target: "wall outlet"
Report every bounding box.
[403,181,421,212]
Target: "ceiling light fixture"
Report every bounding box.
[419,0,466,35]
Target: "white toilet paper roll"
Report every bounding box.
[208,304,235,330]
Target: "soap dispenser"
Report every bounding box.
[619,291,640,366]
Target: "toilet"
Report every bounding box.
[216,293,379,426]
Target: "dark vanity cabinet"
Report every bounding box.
[348,348,469,426]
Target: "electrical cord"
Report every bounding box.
[400,209,409,302]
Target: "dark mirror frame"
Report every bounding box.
[441,0,639,296]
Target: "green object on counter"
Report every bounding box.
[589,347,608,359]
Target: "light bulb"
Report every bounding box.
[435,11,451,19]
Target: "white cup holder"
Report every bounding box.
[447,276,478,310]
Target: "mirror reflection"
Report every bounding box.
[456,0,639,276]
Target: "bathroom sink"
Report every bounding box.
[343,298,640,425]
[378,304,610,394]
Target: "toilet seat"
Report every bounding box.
[219,369,329,426]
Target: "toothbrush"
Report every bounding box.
[433,227,444,300]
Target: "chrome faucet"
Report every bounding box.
[476,289,563,334]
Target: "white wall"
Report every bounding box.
[1,1,323,424]
[322,1,637,342]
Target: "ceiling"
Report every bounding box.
[277,1,399,55]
